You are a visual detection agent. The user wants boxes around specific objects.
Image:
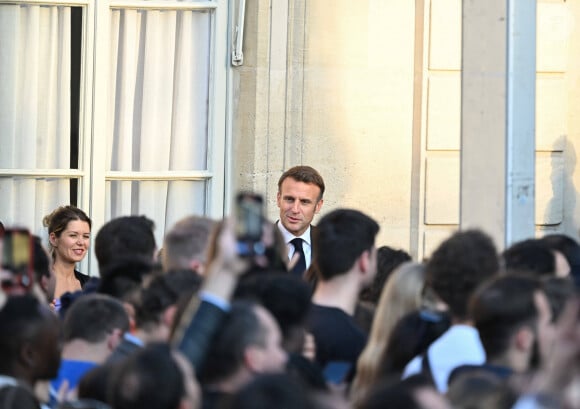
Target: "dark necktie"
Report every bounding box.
[290,238,306,276]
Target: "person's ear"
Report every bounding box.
[244,346,264,373]
[123,302,137,333]
[357,250,370,274]
[515,326,534,352]
[20,341,36,368]
[49,232,57,247]
[107,328,124,351]
[189,259,204,275]
[314,199,324,214]
[163,305,178,328]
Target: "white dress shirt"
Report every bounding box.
[277,222,313,269]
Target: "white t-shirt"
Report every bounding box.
[403,324,486,393]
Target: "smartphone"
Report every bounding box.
[1,228,34,292]
[322,361,353,385]
[235,192,264,256]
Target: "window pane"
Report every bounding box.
[106,180,207,246]
[0,3,82,241]
[0,4,79,170]
[0,177,75,237]
[108,9,211,172]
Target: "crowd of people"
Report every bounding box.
[1,165,580,409]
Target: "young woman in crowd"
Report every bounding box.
[351,262,428,404]
[43,205,92,307]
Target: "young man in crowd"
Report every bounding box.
[50,294,130,405]
[0,295,61,409]
[449,275,553,385]
[403,230,499,392]
[198,301,287,409]
[307,208,380,376]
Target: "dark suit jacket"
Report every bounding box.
[177,300,228,371]
[106,337,142,364]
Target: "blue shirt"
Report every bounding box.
[49,360,97,407]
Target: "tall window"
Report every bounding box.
[0,0,229,274]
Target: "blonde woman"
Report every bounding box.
[351,261,426,405]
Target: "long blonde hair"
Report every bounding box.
[350,261,426,404]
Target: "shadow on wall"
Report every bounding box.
[545,135,579,240]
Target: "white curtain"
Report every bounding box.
[108,8,211,244]
[0,4,71,238]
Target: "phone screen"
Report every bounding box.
[1,228,34,291]
[235,192,263,242]
[235,192,264,257]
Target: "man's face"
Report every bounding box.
[533,290,555,368]
[252,306,288,374]
[277,178,323,237]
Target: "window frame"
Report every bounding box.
[0,0,231,275]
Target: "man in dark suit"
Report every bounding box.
[276,166,325,276]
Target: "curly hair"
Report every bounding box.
[426,229,499,320]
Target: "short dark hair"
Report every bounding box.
[360,246,412,304]
[199,302,268,384]
[109,343,184,409]
[313,209,379,280]
[541,234,580,289]
[94,216,156,270]
[135,270,201,329]
[97,256,154,303]
[63,294,129,343]
[502,239,555,276]
[32,235,51,282]
[0,296,46,361]
[235,273,311,351]
[541,234,580,265]
[469,275,541,360]
[359,375,434,409]
[277,166,325,200]
[229,374,317,409]
[426,229,498,320]
[0,295,60,379]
